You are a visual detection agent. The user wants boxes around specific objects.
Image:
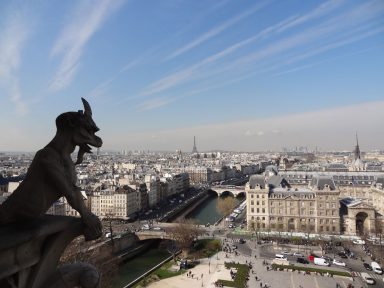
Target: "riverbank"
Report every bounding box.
[173,193,211,221]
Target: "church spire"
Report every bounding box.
[354,132,361,160]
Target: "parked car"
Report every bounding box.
[332,259,346,266]
[321,256,333,262]
[282,251,292,256]
[364,263,373,271]
[338,252,348,259]
[239,238,246,244]
[293,252,304,257]
[275,254,288,260]
[371,261,383,274]
[361,272,375,285]
[353,239,365,245]
[296,257,309,264]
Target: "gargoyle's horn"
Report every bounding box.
[81,97,92,117]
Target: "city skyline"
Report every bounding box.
[0,0,383,152]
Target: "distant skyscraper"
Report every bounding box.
[192,136,198,154]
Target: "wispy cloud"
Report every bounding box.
[49,0,124,92]
[165,1,270,60]
[274,26,384,76]
[214,0,384,77]
[0,7,30,115]
[275,0,345,33]
[135,97,177,111]
[87,58,141,99]
[137,0,351,100]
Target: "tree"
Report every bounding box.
[216,197,237,219]
[165,218,203,258]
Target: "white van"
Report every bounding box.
[314,257,329,266]
[275,254,287,260]
[371,261,383,274]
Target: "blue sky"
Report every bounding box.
[0,0,383,152]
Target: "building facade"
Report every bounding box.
[246,173,340,235]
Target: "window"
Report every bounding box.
[262,208,265,213]
[257,208,259,213]
[251,200,254,205]
[257,195,259,198]
[257,201,259,205]
[251,208,254,213]
[262,201,265,205]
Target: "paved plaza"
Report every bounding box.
[147,240,363,288]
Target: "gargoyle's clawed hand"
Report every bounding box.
[82,213,102,241]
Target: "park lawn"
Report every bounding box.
[189,238,222,258]
[216,262,250,288]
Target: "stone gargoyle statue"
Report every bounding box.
[0,98,103,288]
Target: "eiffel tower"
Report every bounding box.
[192,136,198,154]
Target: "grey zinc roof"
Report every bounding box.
[374,175,384,187]
[267,175,291,189]
[310,175,336,190]
[265,165,279,175]
[249,175,265,189]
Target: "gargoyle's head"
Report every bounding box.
[56,98,102,163]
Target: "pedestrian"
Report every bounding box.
[260,282,262,287]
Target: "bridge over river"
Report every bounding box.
[209,185,246,197]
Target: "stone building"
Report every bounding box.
[246,168,384,236]
[246,171,340,235]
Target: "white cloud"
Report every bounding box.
[0,8,30,115]
[165,1,269,60]
[135,0,371,101]
[49,0,124,91]
[135,97,177,111]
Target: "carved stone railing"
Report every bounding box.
[0,215,99,288]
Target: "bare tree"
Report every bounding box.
[216,197,237,220]
[165,218,203,257]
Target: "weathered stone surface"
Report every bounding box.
[0,98,103,287]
